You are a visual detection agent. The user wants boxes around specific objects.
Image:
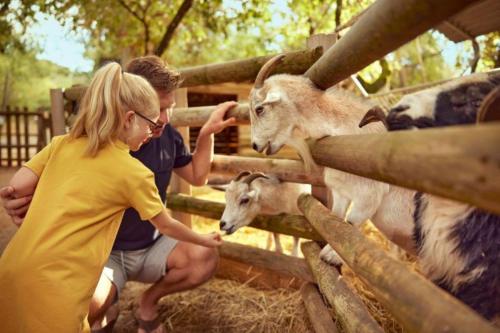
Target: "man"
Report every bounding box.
[0,56,237,333]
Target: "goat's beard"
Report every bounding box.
[288,136,319,173]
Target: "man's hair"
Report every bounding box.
[125,56,181,93]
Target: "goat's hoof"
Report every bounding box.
[319,245,343,266]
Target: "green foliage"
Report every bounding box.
[0,49,89,109]
[1,0,500,108]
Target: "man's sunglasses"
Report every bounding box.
[134,111,163,131]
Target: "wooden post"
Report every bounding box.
[14,106,21,166]
[50,89,66,135]
[298,194,498,333]
[23,107,29,162]
[166,193,323,241]
[300,283,339,333]
[307,123,500,215]
[6,106,11,167]
[169,88,192,227]
[301,241,383,333]
[307,34,336,210]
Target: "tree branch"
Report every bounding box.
[335,0,343,28]
[356,58,391,93]
[116,0,152,55]
[154,0,194,56]
[116,0,144,23]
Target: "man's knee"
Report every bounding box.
[187,246,219,285]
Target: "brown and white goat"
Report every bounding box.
[219,172,310,256]
[249,55,500,320]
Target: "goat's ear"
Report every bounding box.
[247,190,258,199]
[359,106,388,129]
[261,90,282,105]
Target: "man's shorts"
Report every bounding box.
[101,236,178,296]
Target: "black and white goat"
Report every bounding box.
[248,55,500,320]
[359,72,500,320]
[219,172,310,256]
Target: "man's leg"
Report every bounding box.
[88,274,118,328]
[136,241,219,325]
[88,253,127,331]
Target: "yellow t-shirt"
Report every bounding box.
[0,135,164,333]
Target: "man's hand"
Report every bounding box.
[0,186,32,227]
[199,101,238,137]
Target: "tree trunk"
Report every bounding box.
[154,0,194,56]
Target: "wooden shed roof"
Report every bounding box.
[435,0,500,42]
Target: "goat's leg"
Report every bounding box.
[319,244,343,266]
[273,232,283,253]
[331,190,350,220]
[320,190,349,265]
[346,192,384,227]
[291,237,300,257]
[266,232,273,250]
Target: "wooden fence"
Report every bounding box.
[48,0,499,331]
[0,106,51,167]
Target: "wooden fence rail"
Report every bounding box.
[219,241,314,283]
[210,154,325,186]
[171,104,250,127]
[298,194,498,333]
[307,123,500,215]
[166,193,323,241]
[62,47,324,103]
[179,47,323,87]
[304,0,480,89]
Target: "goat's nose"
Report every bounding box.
[219,221,226,229]
[252,142,258,151]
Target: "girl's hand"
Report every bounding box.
[201,232,223,247]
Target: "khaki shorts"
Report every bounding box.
[101,236,178,297]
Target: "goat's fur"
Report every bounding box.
[249,71,500,319]
[220,172,310,256]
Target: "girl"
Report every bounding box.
[0,63,222,332]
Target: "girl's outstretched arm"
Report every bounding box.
[150,209,222,248]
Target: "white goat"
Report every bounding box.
[219,171,310,256]
[248,55,500,320]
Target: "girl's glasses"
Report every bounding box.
[134,111,163,131]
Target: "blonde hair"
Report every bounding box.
[70,62,160,156]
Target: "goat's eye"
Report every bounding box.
[255,105,264,116]
[240,198,250,205]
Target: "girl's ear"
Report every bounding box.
[124,111,135,129]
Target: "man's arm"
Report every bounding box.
[174,101,237,186]
[1,167,38,227]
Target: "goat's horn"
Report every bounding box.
[359,106,388,129]
[243,173,269,185]
[234,171,251,182]
[476,86,500,123]
[254,54,286,89]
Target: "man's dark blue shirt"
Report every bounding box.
[113,124,192,251]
